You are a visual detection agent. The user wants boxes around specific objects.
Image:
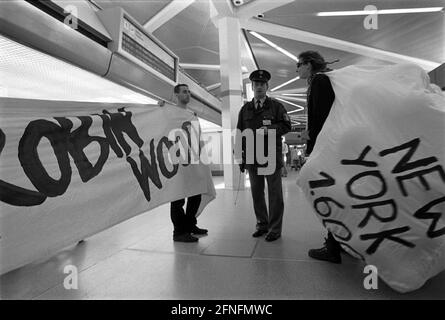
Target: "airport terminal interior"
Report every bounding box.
[1,0,444,300]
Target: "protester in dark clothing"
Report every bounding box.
[305,73,335,155]
[171,195,203,240]
[297,51,342,263]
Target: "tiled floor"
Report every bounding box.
[1,170,444,299]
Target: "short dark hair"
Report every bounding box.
[174,83,188,93]
[298,51,330,74]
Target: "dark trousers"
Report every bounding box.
[247,167,284,235]
[327,231,340,246]
[170,194,201,236]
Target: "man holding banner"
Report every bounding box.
[0,92,216,274]
[170,84,208,242]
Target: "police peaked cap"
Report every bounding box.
[249,69,271,82]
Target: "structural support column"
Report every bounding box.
[218,16,245,190]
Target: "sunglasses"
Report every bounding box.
[296,61,308,68]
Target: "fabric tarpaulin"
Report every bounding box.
[297,63,445,293]
[0,98,215,275]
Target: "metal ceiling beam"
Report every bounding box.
[206,82,221,91]
[240,29,258,72]
[180,63,221,71]
[241,18,441,71]
[235,0,294,19]
[206,72,251,91]
[143,0,195,33]
[209,0,235,19]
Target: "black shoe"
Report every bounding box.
[265,233,281,242]
[308,237,342,264]
[173,233,198,242]
[190,226,208,235]
[252,230,268,238]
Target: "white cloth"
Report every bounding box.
[297,63,445,293]
[0,98,216,274]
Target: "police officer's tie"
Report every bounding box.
[256,100,261,110]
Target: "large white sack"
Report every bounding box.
[297,63,445,293]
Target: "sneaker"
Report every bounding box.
[308,236,342,264]
[173,233,198,242]
[190,226,208,235]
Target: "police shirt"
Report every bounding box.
[236,96,291,169]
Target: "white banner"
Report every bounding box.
[297,64,445,293]
[0,98,216,275]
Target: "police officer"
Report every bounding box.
[236,70,292,241]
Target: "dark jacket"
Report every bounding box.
[236,96,291,170]
[306,73,335,156]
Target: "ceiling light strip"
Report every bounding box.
[274,95,306,103]
[274,97,304,112]
[249,31,299,61]
[270,76,300,92]
[180,63,248,73]
[317,7,444,16]
[282,93,306,96]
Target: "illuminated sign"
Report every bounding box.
[120,17,177,84]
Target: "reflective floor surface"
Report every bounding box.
[1,170,444,299]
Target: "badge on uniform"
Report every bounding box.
[263,119,272,126]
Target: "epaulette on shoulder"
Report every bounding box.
[243,100,253,108]
[268,97,282,105]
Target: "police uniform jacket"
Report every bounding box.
[236,96,291,170]
[306,73,335,156]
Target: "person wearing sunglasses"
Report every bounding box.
[296,51,342,263]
